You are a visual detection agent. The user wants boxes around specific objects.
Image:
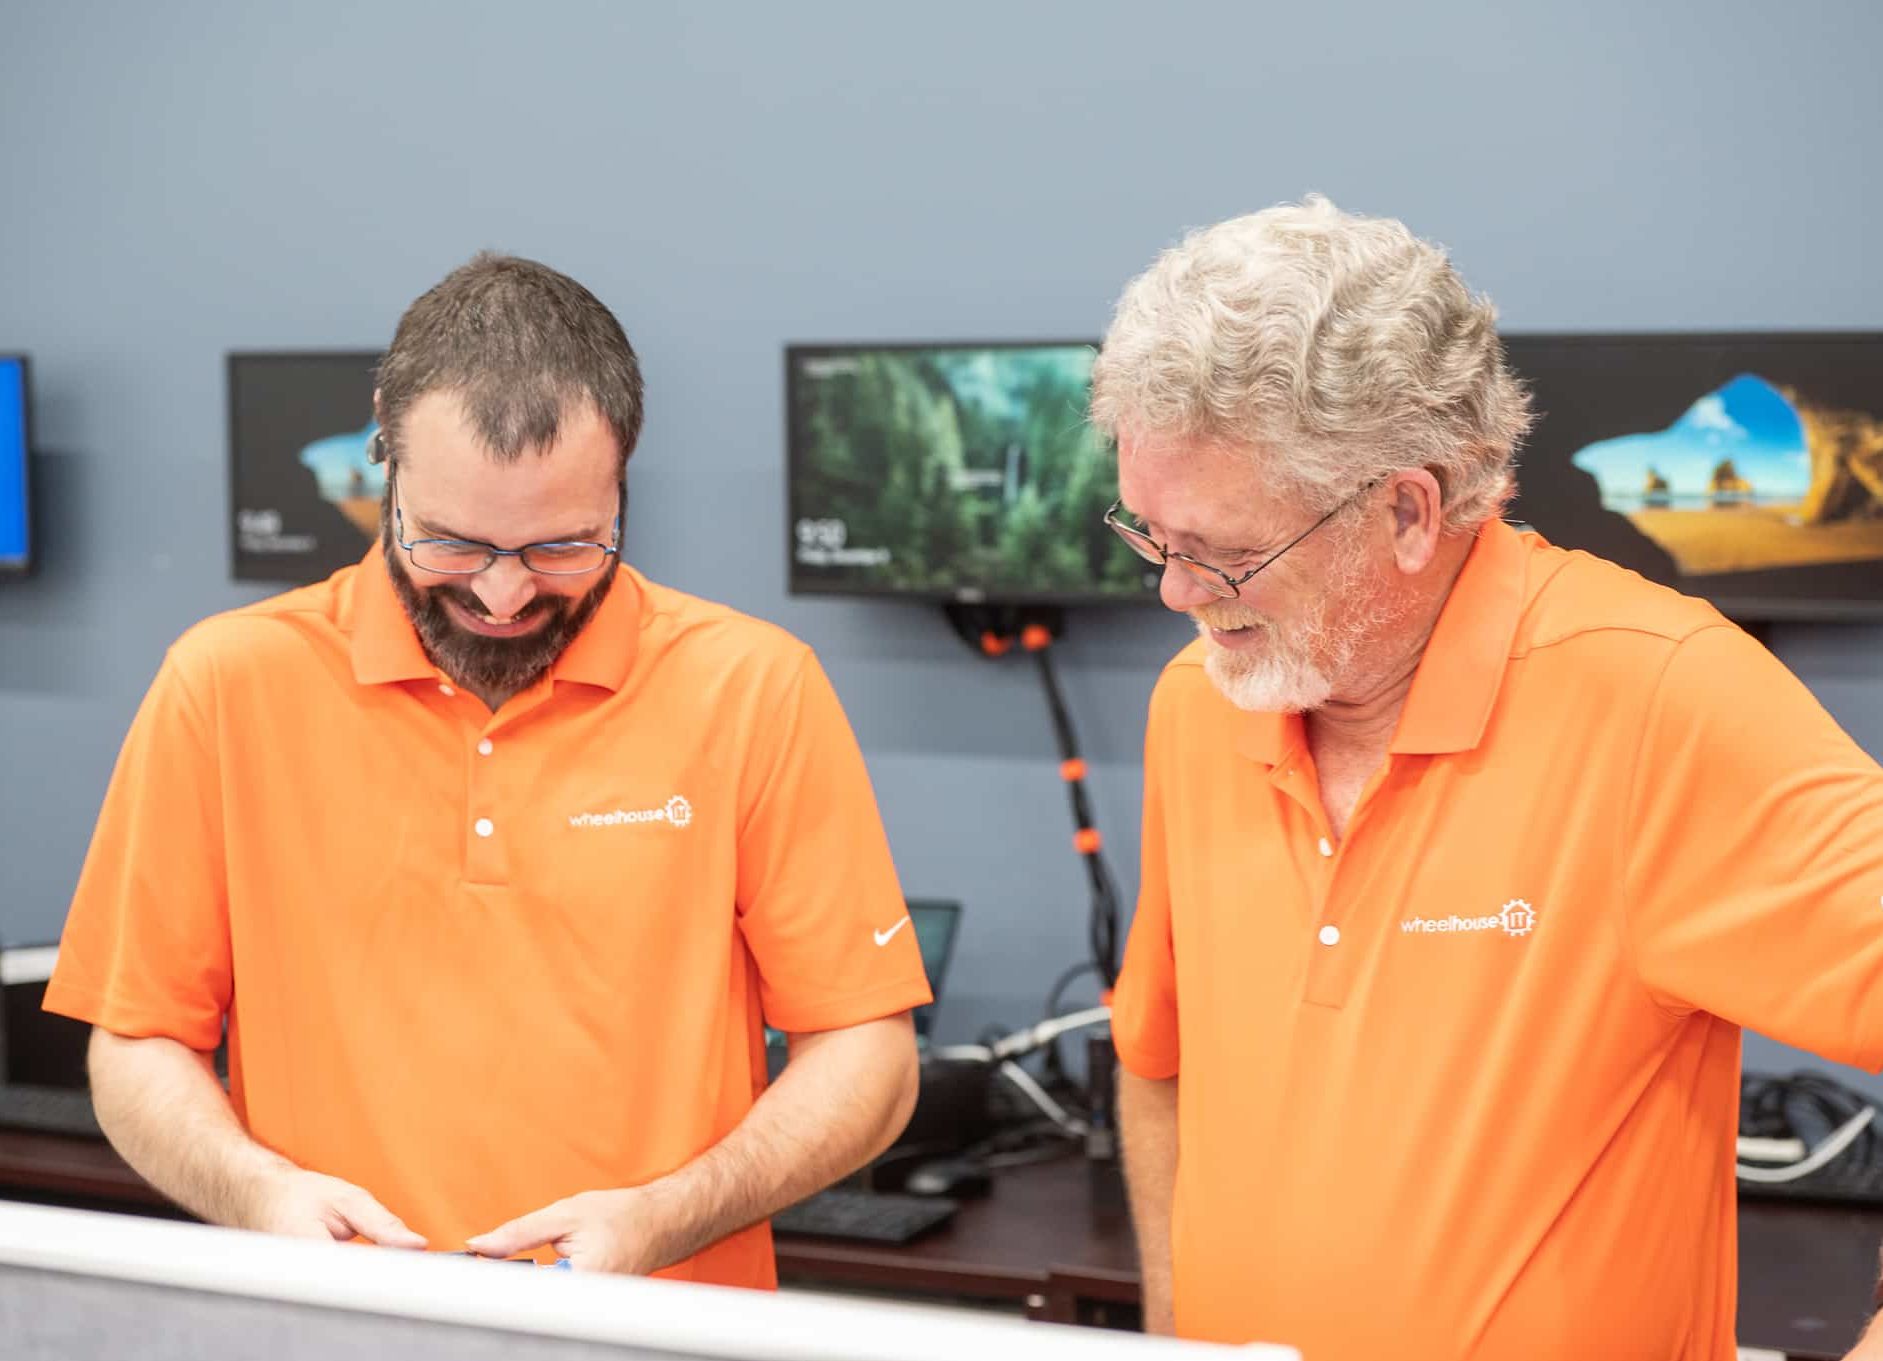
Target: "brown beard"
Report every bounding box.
[380,523,614,697]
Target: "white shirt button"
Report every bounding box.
[474,817,494,838]
[476,738,493,756]
[438,683,456,697]
[1318,924,1341,947]
[1318,836,1334,858]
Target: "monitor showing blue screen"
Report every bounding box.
[0,357,28,576]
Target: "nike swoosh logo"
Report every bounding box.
[873,917,912,947]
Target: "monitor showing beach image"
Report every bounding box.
[228,352,383,583]
[1503,333,1883,620]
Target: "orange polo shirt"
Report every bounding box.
[47,554,930,1285]
[1112,520,1883,1360]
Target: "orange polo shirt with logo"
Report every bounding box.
[46,554,930,1285]
[1112,520,1883,1361]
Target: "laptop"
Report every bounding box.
[905,899,961,1043]
[770,901,973,1244]
[762,899,962,1077]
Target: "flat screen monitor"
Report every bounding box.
[906,899,960,1040]
[785,342,1159,605]
[228,351,384,584]
[1503,332,1883,621]
[0,355,30,579]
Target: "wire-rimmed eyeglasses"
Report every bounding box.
[1103,481,1379,599]
[391,468,622,576]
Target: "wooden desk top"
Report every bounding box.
[0,1127,169,1207]
[0,1129,1875,1357]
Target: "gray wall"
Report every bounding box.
[2,1,1880,1091]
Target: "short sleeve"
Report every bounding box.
[1626,624,1883,1069]
[1111,674,1181,1080]
[734,649,931,1033]
[43,647,233,1051]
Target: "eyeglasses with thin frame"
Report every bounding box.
[390,466,623,576]
[1103,481,1379,599]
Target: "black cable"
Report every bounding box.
[1036,959,1103,1098]
[940,609,1120,1128]
[1044,960,1100,1019]
[1030,644,1121,990]
[1023,641,1122,1120]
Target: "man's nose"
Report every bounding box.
[1159,559,1221,614]
[469,556,540,620]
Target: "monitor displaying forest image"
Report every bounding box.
[785,342,1157,604]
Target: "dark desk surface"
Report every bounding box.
[0,1129,1876,1358]
[777,1153,1138,1304]
[0,1127,170,1207]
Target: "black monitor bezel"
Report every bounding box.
[783,339,1158,608]
[0,354,33,580]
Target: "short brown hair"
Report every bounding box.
[376,252,644,473]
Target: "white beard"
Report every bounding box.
[1192,551,1392,715]
[1198,618,1339,714]
[1187,514,1422,715]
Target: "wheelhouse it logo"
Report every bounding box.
[1401,899,1537,938]
[568,796,693,830]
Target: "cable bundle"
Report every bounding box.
[1737,1070,1879,1187]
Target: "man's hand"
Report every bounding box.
[243,1166,428,1249]
[465,1188,668,1273]
[463,1015,919,1274]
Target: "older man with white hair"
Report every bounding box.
[1094,196,1883,1361]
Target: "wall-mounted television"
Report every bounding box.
[0,356,31,580]
[228,351,384,584]
[785,341,1158,605]
[1503,333,1883,621]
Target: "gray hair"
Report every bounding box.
[1089,195,1531,529]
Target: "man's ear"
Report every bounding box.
[369,388,387,464]
[1387,468,1446,575]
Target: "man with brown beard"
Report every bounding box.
[46,254,929,1284]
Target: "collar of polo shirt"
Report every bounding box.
[1234,518,1535,766]
[345,547,641,693]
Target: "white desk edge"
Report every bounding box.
[0,1201,1299,1361]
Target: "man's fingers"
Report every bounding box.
[465,1205,568,1259]
[337,1190,429,1250]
